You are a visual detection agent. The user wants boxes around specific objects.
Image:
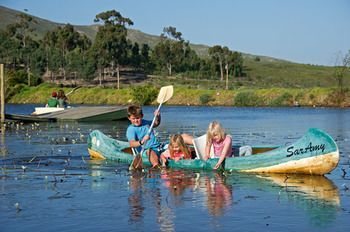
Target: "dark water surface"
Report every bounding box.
[1,104,350,231]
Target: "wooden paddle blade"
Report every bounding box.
[129,154,143,171]
[157,85,173,104]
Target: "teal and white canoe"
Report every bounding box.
[87,128,339,175]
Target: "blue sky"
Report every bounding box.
[1,0,349,66]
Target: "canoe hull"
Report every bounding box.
[240,152,339,175]
[7,106,128,122]
[31,107,64,115]
[87,128,339,175]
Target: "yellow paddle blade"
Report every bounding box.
[157,85,173,104]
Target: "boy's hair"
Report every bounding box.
[127,105,143,117]
[169,134,191,159]
[206,121,225,142]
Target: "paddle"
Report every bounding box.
[66,86,81,96]
[129,85,174,171]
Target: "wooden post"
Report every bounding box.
[0,64,4,124]
[0,63,5,155]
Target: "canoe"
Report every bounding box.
[31,107,65,115]
[87,128,339,175]
[6,106,128,122]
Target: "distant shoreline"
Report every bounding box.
[7,85,350,108]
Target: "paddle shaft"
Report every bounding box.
[138,102,162,156]
[66,86,81,96]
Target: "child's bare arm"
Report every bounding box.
[205,142,212,160]
[153,110,161,127]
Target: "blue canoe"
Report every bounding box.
[87,128,339,175]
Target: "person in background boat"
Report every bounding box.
[205,121,233,169]
[45,91,59,108]
[126,105,161,167]
[57,89,68,108]
[160,134,192,167]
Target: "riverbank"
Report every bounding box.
[7,84,350,107]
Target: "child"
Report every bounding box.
[160,134,192,167]
[57,89,68,108]
[205,121,233,169]
[126,105,161,167]
[46,91,59,107]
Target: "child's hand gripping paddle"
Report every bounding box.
[129,85,174,171]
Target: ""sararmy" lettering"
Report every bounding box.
[286,142,325,157]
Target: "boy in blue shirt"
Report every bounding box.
[126,105,161,167]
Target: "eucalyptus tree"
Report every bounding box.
[334,50,350,104]
[93,10,134,89]
[130,42,141,69]
[152,35,172,75]
[208,45,225,81]
[152,26,197,76]
[0,29,19,66]
[56,24,82,80]
[65,34,93,81]
[209,45,244,88]
[42,31,60,81]
[231,51,244,77]
[5,13,38,85]
[140,43,153,73]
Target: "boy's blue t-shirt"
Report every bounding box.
[126,119,160,152]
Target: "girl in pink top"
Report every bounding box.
[161,134,192,167]
[205,121,233,169]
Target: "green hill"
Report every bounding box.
[0,5,277,60]
[1,5,349,89]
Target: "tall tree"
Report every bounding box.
[209,45,225,81]
[56,24,81,80]
[152,26,194,76]
[6,13,38,85]
[334,50,350,105]
[140,43,152,73]
[93,10,133,89]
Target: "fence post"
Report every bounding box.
[0,64,4,124]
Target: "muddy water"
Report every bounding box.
[1,105,350,231]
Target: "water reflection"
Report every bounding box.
[0,124,7,157]
[160,170,233,216]
[128,170,176,232]
[258,174,340,206]
[238,173,340,227]
[205,173,233,216]
[128,172,145,223]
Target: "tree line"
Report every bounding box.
[0,10,244,90]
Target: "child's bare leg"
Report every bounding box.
[147,149,159,167]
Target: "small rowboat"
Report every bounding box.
[31,107,65,115]
[87,128,339,175]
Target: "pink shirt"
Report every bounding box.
[211,135,232,158]
[162,149,186,159]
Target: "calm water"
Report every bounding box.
[1,104,350,232]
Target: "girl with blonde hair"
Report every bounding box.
[205,121,232,169]
[161,134,192,166]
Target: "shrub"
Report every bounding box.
[199,93,214,105]
[130,85,158,105]
[269,92,293,106]
[234,91,262,106]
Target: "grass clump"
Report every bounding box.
[234,90,263,106]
